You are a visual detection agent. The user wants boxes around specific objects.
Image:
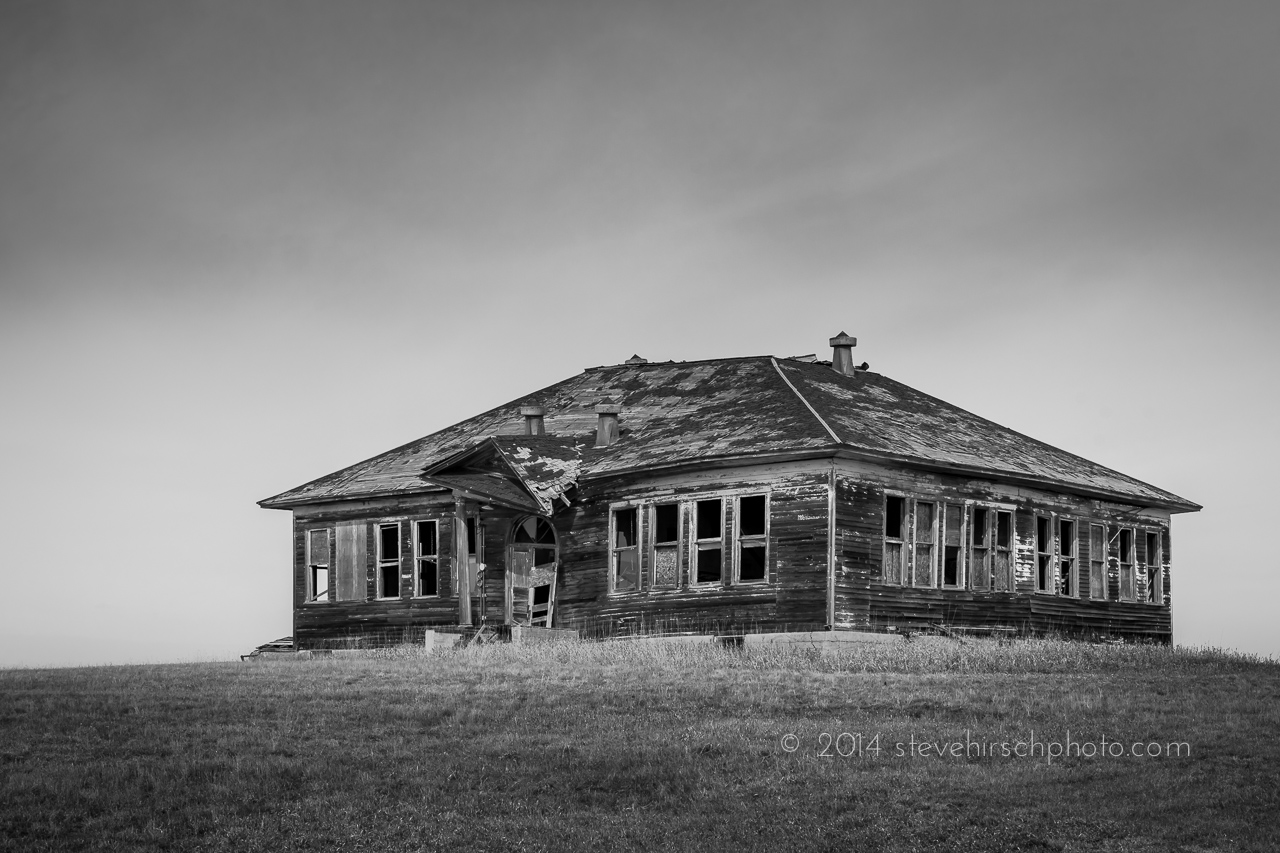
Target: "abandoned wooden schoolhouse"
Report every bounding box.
[259,334,1199,646]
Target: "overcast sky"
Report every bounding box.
[2,0,1278,666]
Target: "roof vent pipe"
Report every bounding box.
[829,331,858,376]
[520,405,546,436]
[594,403,620,447]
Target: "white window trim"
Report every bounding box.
[412,519,440,599]
[733,493,770,585]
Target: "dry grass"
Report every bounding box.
[2,638,1277,852]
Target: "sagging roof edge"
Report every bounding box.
[259,446,1200,514]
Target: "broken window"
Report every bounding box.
[1058,519,1076,597]
[1145,530,1162,604]
[1035,516,1054,593]
[306,528,330,602]
[651,503,680,588]
[414,520,439,597]
[912,501,936,587]
[941,503,963,588]
[1089,524,1107,599]
[377,522,401,599]
[694,498,723,584]
[883,495,905,584]
[737,494,768,583]
[1118,527,1136,601]
[612,507,640,592]
[993,511,1014,591]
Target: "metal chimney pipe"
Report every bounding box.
[829,331,858,376]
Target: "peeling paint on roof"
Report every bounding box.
[259,355,1198,512]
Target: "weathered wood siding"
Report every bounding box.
[832,459,1174,641]
[559,460,832,636]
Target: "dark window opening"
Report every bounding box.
[697,547,722,584]
[885,496,905,538]
[1119,528,1135,601]
[739,546,766,581]
[415,520,438,597]
[654,503,679,544]
[1145,531,1161,603]
[739,495,766,537]
[942,504,962,587]
[695,499,724,585]
[996,512,1012,549]
[1036,516,1053,593]
[697,499,721,534]
[1058,519,1076,596]
[378,522,400,599]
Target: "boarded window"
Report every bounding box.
[1036,516,1054,593]
[612,507,640,592]
[333,522,366,601]
[1089,524,1107,599]
[737,495,768,583]
[651,503,680,588]
[969,507,990,591]
[883,495,905,584]
[306,528,330,602]
[1058,519,1076,597]
[1118,528,1135,601]
[913,501,935,587]
[942,503,963,588]
[415,520,439,597]
[378,522,401,599]
[1145,530,1162,604]
[695,499,723,584]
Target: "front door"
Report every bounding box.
[506,517,558,627]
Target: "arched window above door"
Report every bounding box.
[512,517,557,569]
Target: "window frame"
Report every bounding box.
[412,519,440,598]
[939,502,965,589]
[1089,523,1108,600]
[910,499,938,588]
[609,504,642,594]
[305,527,331,603]
[733,493,770,585]
[1117,526,1137,602]
[649,501,682,590]
[1057,517,1078,598]
[376,521,402,600]
[1034,514,1055,594]
[882,492,907,585]
[692,497,725,586]
[1144,529,1163,605]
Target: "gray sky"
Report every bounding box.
[2,0,1278,665]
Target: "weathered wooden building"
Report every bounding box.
[259,334,1199,646]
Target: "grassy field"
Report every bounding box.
[2,638,1277,852]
